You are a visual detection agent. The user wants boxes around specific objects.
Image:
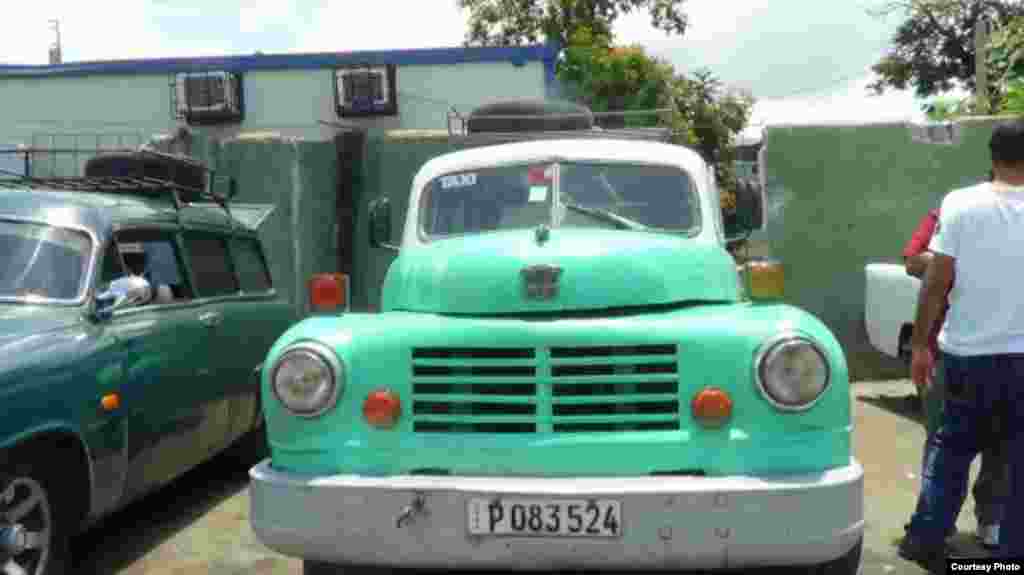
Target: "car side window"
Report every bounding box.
[114,229,194,302]
[230,237,273,292]
[182,232,239,298]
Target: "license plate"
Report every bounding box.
[467,498,622,537]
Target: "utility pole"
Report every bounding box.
[975,14,990,114]
[48,19,62,65]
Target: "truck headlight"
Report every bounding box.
[271,342,343,417]
[755,335,830,411]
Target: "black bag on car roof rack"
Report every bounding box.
[466,99,595,134]
[84,151,206,192]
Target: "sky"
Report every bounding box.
[0,0,958,129]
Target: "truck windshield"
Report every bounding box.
[420,162,700,238]
[0,220,92,302]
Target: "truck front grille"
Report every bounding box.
[411,344,679,434]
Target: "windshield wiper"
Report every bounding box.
[562,203,647,231]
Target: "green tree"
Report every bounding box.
[990,15,1024,112]
[456,0,688,48]
[555,32,753,212]
[868,0,1024,108]
[669,69,755,196]
[1004,80,1024,113]
[457,0,754,212]
[556,28,675,126]
[921,13,1024,118]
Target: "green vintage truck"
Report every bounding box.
[249,114,864,574]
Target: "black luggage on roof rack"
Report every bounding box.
[0,150,234,219]
[85,151,207,198]
[466,99,595,133]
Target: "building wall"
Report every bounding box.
[0,61,547,146]
[749,117,1004,381]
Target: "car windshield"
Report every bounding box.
[0,220,92,302]
[420,162,700,238]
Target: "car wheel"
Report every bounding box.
[0,461,71,575]
[796,536,862,575]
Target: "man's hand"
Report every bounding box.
[911,346,934,391]
[908,252,953,390]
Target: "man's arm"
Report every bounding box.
[910,253,954,350]
[905,251,933,279]
[903,210,940,278]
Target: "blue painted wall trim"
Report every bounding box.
[0,43,561,78]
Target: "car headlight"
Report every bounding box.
[271,342,343,418]
[755,335,830,411]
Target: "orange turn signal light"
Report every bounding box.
[309,273,349,312]
[100,393,121,412]
[743,259,784,301]
[691,387,732,427]
[363,389,401,429]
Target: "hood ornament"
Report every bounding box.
[521,264,562,300]
[534,224,550,245]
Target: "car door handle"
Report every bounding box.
[198,311,222,328]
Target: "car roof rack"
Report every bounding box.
[446,100,674,142]
[0,150,235,223]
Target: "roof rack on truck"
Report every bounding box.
[0,149,236,221]
[446,98,673,143]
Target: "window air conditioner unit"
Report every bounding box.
[335,65,398,118]
[175,71,244,125]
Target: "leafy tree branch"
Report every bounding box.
[457,0,688,47]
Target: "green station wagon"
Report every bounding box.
[250,137,864,574]
[0,152,294,575]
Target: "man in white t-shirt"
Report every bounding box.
[899,119,1024,567]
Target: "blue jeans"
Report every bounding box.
[904,352,1024,557]
[920,357,1008,527]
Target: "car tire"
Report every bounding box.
[0,460,72,575]
[796,536,862,575]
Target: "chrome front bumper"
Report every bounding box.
[249,458,864,571]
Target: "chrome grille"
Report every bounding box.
[411,344,679,433]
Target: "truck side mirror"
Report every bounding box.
[368,197,399,252]
[93,275,153,320]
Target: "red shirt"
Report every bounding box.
[902,209,953,352]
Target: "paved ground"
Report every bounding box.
[71,379,992,574]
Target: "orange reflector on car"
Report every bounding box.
[692,387,732,427]
[100,393,121,412]
[363,389,401,429]
[743,259,784,301]
[309,273,349,312]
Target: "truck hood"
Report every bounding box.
[381,229,741,315]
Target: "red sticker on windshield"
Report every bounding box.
[528,165,553,185]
